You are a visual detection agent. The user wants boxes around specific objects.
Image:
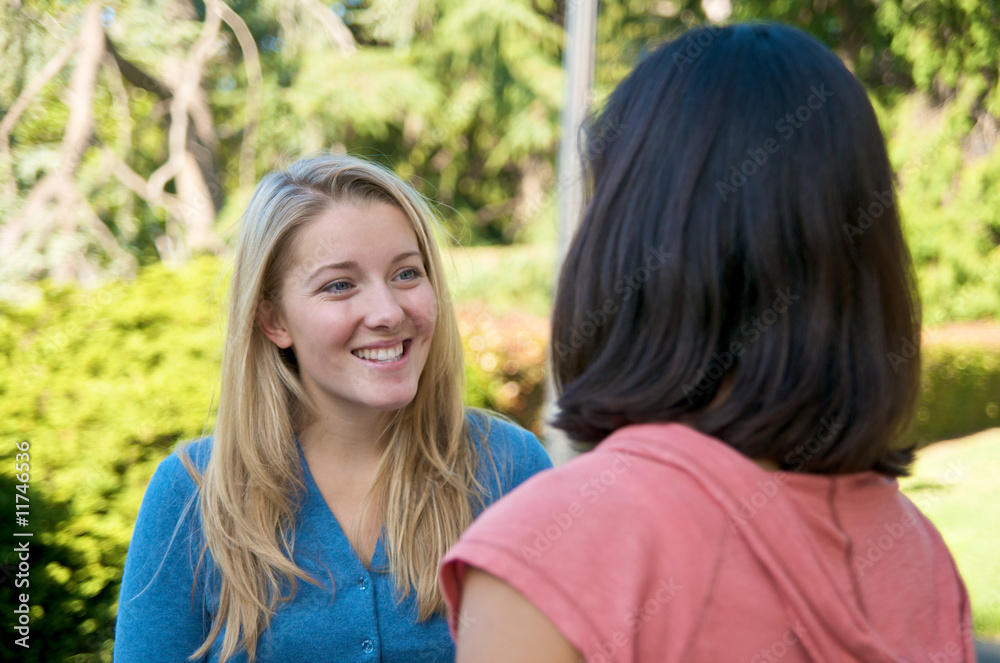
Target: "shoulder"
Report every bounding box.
[121,437,213,591]
[466,409,546,462]
[465,409,553,504]
[129,437,214,543]
[469,437,728,542]
[116,439,214,661]
[440,440,727,653]
[175,435,214,471]
[143,437,212,504]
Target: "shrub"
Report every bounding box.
[907,327,1000,446]
[0,257,226,662]
[885,95,1000,325]
[457,303,549,435]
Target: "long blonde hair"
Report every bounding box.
[182,153,482,662]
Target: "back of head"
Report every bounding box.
[552,23,920,475]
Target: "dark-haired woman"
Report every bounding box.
[439,23,975,662]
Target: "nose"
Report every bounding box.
[364,283,405,330]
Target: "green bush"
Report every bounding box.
[0,472,111,662]
[908,341,1000,445]
[883,94,1000,325]
[0,257,226,662]
[458,303,549,435]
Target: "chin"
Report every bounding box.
[369,390,419,413]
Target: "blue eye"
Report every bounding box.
[323,281,352,293]
[398,268,421,281]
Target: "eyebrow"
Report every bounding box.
[306,251,422,282]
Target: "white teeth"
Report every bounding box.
[352,342,404,362]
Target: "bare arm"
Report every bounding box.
[455,567,582,663]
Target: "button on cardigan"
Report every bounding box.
[114,413,552,662]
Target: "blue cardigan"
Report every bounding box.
[114,413,552,662]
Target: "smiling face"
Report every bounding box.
[258,201,437,422]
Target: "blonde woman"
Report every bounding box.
[114,153,551,662]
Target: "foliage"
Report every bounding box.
[367,0,565,243]
[909,339,1000,445]
[730,0,903,90]
[884,95,1000,325]
[0,0,567,297]
[0,257,225,661]
[877,0,1000,118]
[2,0,999,322]
[1,1,999,658]
[459,303,549,435]
[0,473,115,662]
[444,242,555,317]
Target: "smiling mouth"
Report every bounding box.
[351,341,406,363]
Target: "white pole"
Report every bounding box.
[544,0,597,466]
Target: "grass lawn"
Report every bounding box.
[900,428,1000,641]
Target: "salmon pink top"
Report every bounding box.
[440,423,974,662]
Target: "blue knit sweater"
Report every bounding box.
[114,412,552,662]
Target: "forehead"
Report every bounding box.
[288,202,422,271]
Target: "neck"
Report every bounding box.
[298,406,392,470]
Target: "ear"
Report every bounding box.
[256,299,293,349]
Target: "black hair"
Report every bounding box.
[551,23,920,476]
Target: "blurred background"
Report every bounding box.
[0,0,997,659]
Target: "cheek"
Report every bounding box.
[409,285,438,337]
[293,307,353,348]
